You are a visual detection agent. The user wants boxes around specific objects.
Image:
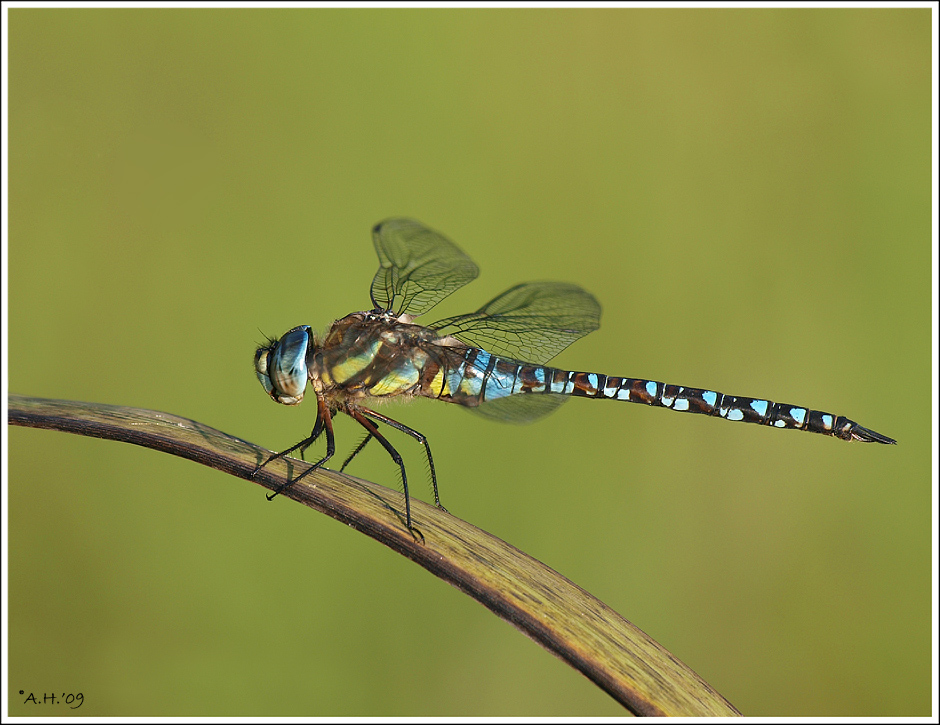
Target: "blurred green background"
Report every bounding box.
[7,8,931,717]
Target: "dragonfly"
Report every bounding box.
[253,218,895,533]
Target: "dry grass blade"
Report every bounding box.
[9,393,740,716]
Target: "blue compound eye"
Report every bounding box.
[255,326,311,405]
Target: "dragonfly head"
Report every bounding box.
[254,325,312,405]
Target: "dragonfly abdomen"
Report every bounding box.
[573,375,896,442]
[434,349,894,444]
[573,373,895,443]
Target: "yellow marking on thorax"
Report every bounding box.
[368,367,420,396]
[328,340,381,384]
[367,350,428,397]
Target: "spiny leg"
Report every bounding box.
[359,407,444,512]
[340,429,376,473]
[345,406,416,532]
[264,395,336,500]
[253,411,324,474]
[298,420,324,461]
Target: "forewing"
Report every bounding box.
[370,218,480,316]
[433,282,601,365]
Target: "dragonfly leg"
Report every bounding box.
[345,406,417,533]
[262,395,336,500]
[358,407,445,513]
[339,430,376,472]
[298,423,323,461]
[253,410,324,474]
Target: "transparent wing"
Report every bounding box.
[469,394,570,424]
[370,218,480,316]
[432,282,601,365]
